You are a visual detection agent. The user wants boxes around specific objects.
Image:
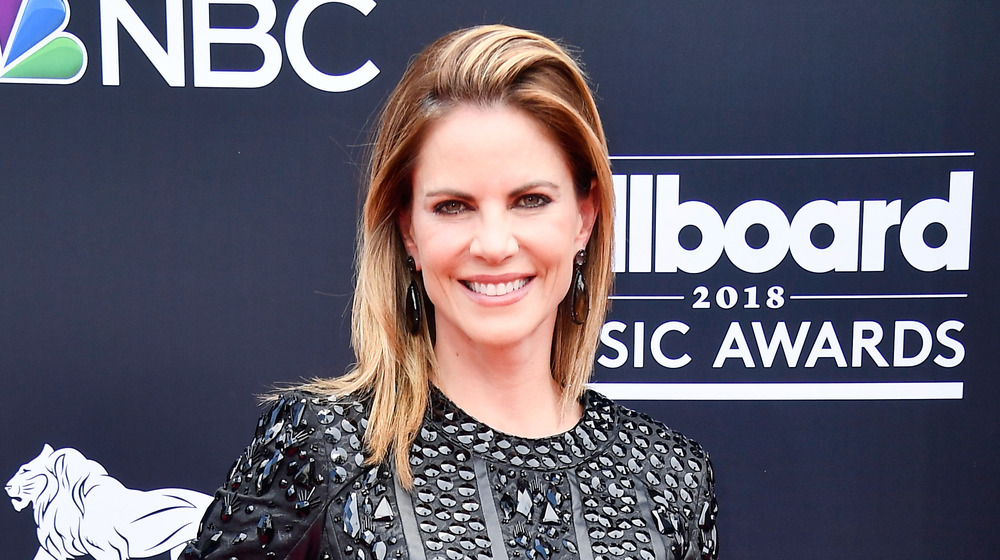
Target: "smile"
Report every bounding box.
[462,278,530,296]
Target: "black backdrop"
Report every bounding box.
[2,2,999,559]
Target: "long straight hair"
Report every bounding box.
[299,25,615,487]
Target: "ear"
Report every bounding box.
[42,443,54,456]
[52,451,65,476]
[575,179,599,249]
[397,207,421,270]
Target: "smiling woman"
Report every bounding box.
[184,24,718,560]
[400,104,597,404]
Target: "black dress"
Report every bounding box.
[184,388,719,560]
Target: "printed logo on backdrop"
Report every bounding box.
[6,444,211,560]
[0,0,86,83]
[592,152,973,402]
[0,0,382,90]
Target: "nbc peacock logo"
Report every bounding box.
[0,0,86,84]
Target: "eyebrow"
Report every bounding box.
[422,181,561,199]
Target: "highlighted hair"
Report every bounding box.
[301,25,614,486]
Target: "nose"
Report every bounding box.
[469,209,518,263]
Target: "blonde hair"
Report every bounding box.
[301,24,614,486]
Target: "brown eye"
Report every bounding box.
[517,194,551,208]
[434,200,468,215]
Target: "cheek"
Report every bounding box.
[411,223,468,277]
[526,226,579,280]
[532,212,584,255]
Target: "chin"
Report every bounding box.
[472,331,530,348]
[463,320,549,349]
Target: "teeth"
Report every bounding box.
[468,278,528,296]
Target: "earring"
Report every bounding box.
[570,249,589,325]
[404,256,422,334]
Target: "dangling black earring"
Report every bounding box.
[404,256,422,334]
[570,249,589,325]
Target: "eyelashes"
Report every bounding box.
[517,193,551,208]
[432,193,552,215]
[433,200,469,215]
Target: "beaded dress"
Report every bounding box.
[184,388,719,560]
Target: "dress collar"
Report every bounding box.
[425,386,619,470]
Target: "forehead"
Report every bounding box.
[412,104,572,191]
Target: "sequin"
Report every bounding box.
[201,531,224,555]
[680,488,694,503]
[373,497,394,521]
[437,478,454,491]
[418,489,435,503]
[343,493,361,538]
[516,488,532,518]
[256,450,283,495]
[220,493,238,522]
[257,513,274,545]
[541,503,559,524]
[373,541,388,560]
[259,401,287,444]
[332,465,348,484]
[187,389,716,560]
[500,494,516,521]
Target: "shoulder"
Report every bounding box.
[583,391,719,559]
[230,389,374,504]
[185,390,374,559]
[590,390,711,460]
[588,390,714,501]
[255,390,372,474]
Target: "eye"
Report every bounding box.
[516,193,551,209]
[433,200,469,215]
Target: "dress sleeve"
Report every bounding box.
[182,393,335,560]
[685,453,719,560]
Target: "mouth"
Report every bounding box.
[461,277,531,296]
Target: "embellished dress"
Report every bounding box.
[184,389,719,560]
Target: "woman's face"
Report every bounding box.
[400,104,596,351]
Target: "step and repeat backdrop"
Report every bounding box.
[2,1,998,559]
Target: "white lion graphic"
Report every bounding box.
[6,444,213,560]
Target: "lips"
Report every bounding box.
[462,277,530,296]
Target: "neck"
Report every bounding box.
[432,326,582,438]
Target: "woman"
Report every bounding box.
[184,25,718,560]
